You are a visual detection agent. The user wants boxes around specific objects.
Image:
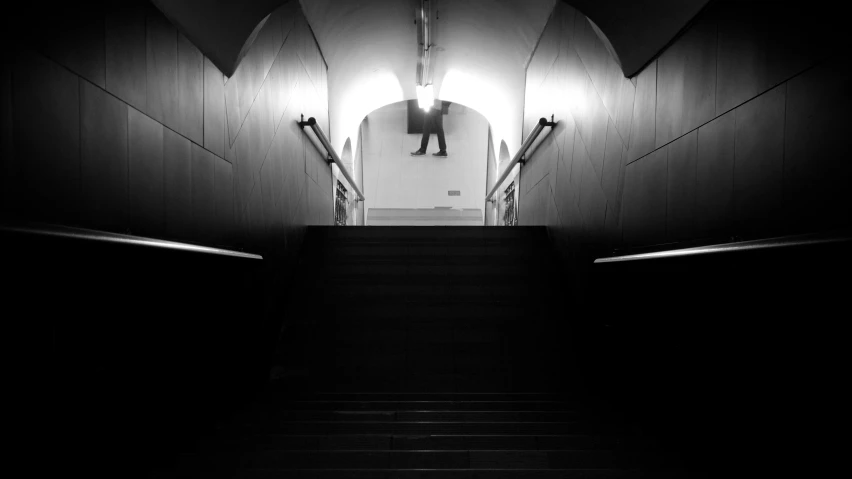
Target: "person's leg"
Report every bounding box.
[434,111,446,152]
[419,110,433,151]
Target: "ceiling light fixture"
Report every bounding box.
[416,0,433,111]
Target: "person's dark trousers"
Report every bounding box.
[420,108,447,152]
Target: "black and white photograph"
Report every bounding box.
[2,0,849,477]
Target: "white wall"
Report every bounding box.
[362,101,489,224]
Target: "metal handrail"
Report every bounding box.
[594,230,852,264]
[0,223,263,260]
[298,116,365,202]
[485,117,556,202]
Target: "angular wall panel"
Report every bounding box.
[623,147,667,246]
[177,34,204,145]
[579,153,607,240]
[1,64,12,214]
[521,0,844,253]
[128,107,164,236]
[666,130,697,241]
[214,157,234,245]
[526,7,561,93]
[601,56,623,121]
[6,0,326,254]
[11,52,80,223]
[783,63,852,233]
[259,157,277,232]
[146,10,179,128]
[584,86,609,179]
[733,84,786,237]
[80,79,128,232]
[655,40,685,148]
[268,45,300,134]
[613,76,635,148]
[105,3,148,111]
[715,1,819,115]
[627,60,656,163]
[695,111,735,238]
[163,128,192,240]
[680,16,717,134]
[191,144,216,241]
[600,119,625,214]
[44,9,105,88]
[204,58,226,158]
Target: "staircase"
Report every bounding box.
[154,226,684,478]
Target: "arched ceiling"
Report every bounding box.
[153,0,709,153]
[300,0,555,155]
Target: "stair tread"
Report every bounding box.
[230,411,583,423]
[154,468,642,479]
[160,226,679,477]
[176,449,621,470]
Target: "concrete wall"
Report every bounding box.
[1,0,331,255]
[520,1,851,257]
[361,101,488,224]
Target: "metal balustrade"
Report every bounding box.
[298,116,365,202]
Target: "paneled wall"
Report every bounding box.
[520,0,851,258]
[1,0,331,254]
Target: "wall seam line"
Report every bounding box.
[624,61,820,168]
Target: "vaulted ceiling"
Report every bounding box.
[153,0,709,152]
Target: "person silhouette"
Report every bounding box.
[411,100,450,157]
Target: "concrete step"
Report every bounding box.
[256,393,578,402]
[318,262,549,278]
[310,226,549,242]
[231,410,583,422]
[316,250,549,264]
[317,235,552,247]
[177,449,620,469]
[221,421,593,435]
[192,434,613,451]
[318,301,544,321]
[243,401,582,412]
[318,283,542,301]
[319,271,546,285]
[154,468,641,479]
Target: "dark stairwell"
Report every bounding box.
[152,226,690,478]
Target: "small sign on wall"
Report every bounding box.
[448,190,461,196]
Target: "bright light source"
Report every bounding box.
[416,84,434,111]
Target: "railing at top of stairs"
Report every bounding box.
[298,115,365,202]
[485,116,557,204]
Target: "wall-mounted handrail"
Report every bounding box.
[594,230,852,264]
[298,116,365,202]
[486,117,556,202]
[0,223,263,260]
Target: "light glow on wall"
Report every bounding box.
[335,69,405,157]
[437,68,514,159]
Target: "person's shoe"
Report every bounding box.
[410,149,426,156]
[433,150,448,157]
